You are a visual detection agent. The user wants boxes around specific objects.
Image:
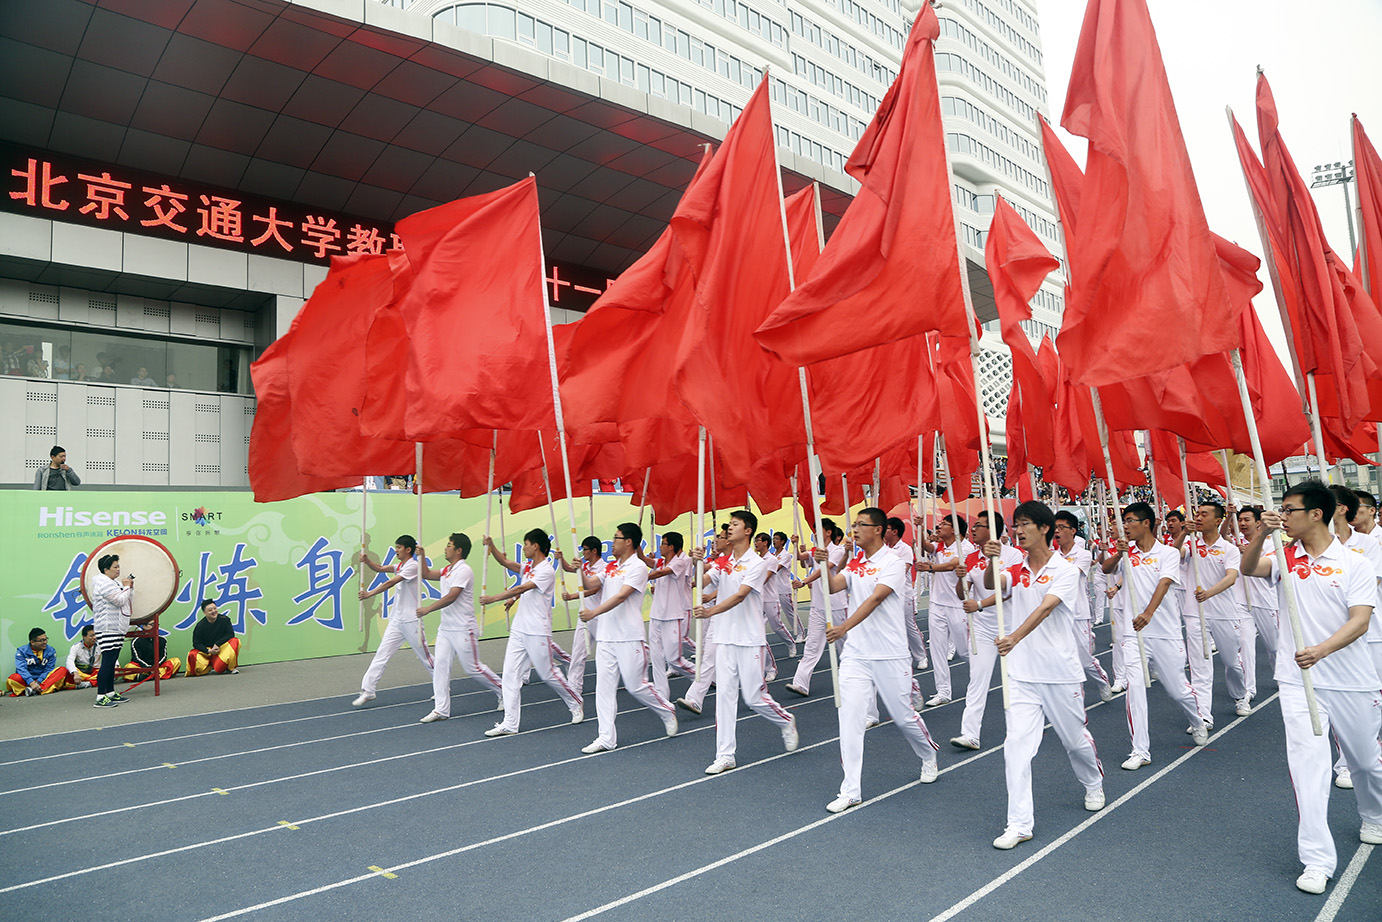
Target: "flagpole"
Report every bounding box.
[482,430,497,623]
[536,431,575,631]
[937,435,976,658]
[637,467,651,551]
[498,485,510,631]
[415,442,430,663]
[872,457,882,504]
[708,432,718,534]
[1219,450,1254,613]
[790,469,806,636]
[1178,436,1213,659]
[1231,348,1322,734]
[359,476,368,633]
[694,426,707,682]
[915,434,927,638]
[1092,391,1153,688]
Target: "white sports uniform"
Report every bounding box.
[762,548,797,650]
[566,558,601,696]
[1264,539,1382,879]
[1112,542,1204,760]
[587,556,676,748]
[1181,535,1250,719]
[496,558,582,731]
[711,549,794,763]
[836,548,938,803]
[360,557,433,696]
[997,553,1104,837]
[430,561,502,716]
[928,538,977,699]
[956,543,1025,743]
[791,543,846,695]
[679,555,728,712]
[648,553,696,701]
[1058,541,1112,695]
[886,539,929,668]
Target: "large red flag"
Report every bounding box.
[1355,116,1382,301]
[754,4,967,364]
[1147,430,1227,507]
[359,177,555,440]
[1057,0,1238,387]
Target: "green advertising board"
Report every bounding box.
[2,489,812,669]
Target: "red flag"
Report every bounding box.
[1147,430,1226,506]
[754,4,967,364]
[1355,116,1382,302]
[359,177,556,440]
[1057,0,1238,386]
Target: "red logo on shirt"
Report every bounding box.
[1035,574,1051,585]
[603,560,620,577]
[1284,545,1343,579]
[711,555,732,573]
[846,555,873,576]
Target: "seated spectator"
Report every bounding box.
[130,366,157,386]
[24,346,48,378]
[186,600,239,675]
[127,632,181,681]
[73,363,88,381]
[7,628,69,696]
[65,625,100,689]
[54,345,72,380]
[165,373,178,388]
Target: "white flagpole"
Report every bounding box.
[1232,349,1322,734]
[414,442,430,664]
[1220,450,1254,614]
[359,476,368,632]
[536,431,575,631]
[708,432,718,534]
[694,427,707,681]
[790,470,806,634]
[482,431,497,625]
[498,483,510,632]
[938,436,976,657]
[872,457,882,504]
[1178,436,1213,659]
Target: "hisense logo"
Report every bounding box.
[39,506,167,528]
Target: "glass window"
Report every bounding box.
[620,56,633,85]
[648,17,661,45]
[431,6,455,26]
[636,64,650,92]
[588,43,604,74]
[650,70,665,97]
[573,36,586,68]
[537,21,552,54]
[488,4,516,40]
[517,12,535,45]
[618,2,632,31]
[603,1,617,25]
[455,3,486,33]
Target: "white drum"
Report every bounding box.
[81,535,180,625]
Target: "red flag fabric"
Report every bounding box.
[986,196,1060,480]
[1147,430,1226,507]
[359,177,555,440]
[1043,338,1096,497]
[1236,302,1311,466]
[1355,116,1382,302]
[1057,0,1238,386]
[754,4,967,364]
[669,79,804,489]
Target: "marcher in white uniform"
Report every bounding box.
[771,533,801,641]
[480,528,584,734]
[355,535,433,707]
[918,517,976,706]
[570,521,678,753]
[1181,502,1252,720]
[950,511,1025,750]
[786,520,847,698]
[645,532,696,702]
[1104,503,1208,770]
[1237,507,1280,676]
[1240,481,1382,895]
[1054,510,1113,702]
[986,501,1105,849]
[417,532,502,722]
[1325,485,1382,791]
[756,532,798,657]
[675,532,730,716]
[1091,534,1126,691]
[692,510,798,774]
[820,506,940,812]
[557,536,605,697]
[885,517,929,670]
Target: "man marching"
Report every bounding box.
[417,532,502,723]
[1054,510,1114,702]
[355,535,433,707]
[918,517,976,706]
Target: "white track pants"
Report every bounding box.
[498,631,581,731]
[959,631,1000,743]
[779,587,800,637]
[792,606,838,694]
[928,605,970,699]
[1237,611,1260,698]
[1073,618,1111,692]
[1123,634,1203,760]
[1111,621,1125,686]
[648,617,695,701]
[837,656,938,802]
[764,592,796,648]
[566,618,594,696]
[360,616,433,696]
[1251,606,1279,673]
[1004,680,1104,836]
[593,640,675,748]
[432,628,502,717]
[714,643,793,762]
[1282,683,1382,876]
[682,620,718,709]
[906,603,929,668]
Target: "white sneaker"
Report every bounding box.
[675,697,702,715]
[918,760,939,784]
[925,695,951,707]
[419,711,447,723]
[826,795,860,814]
[1191,724,1209,747]
[581,740,614,754]
[1110,681,1127,693]
[1296,869,1328,894]
[570,705,584,725]
[864,718,881,729]
[1361,822,1382,844]
[351,693,374,707]
[993,828,1032,849]
[785,683,809,697]
[1121,753,1151,771]
[1185,720,1214,734]
[1099,684,1114,703]
[782,715,799,752]
[663,715,679,737]
[947,651,955,662]
[949,736,980,750]
[1336,770,1354,790]
[1235,699,1252,717]
[787,644,798,658]
[495,697,504,711]
[704,758,736,775]
[1084,789,1106,811]
[484,724,516,737]
[765,670,777,682]
[916,659,929,670]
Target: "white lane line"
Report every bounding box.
[924,693,1279,922]
[1314,843,1375,922]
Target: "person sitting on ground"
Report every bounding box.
[128,631,182,681]
[186,600,239,675]
[8,628,70,696]
[65,625,100,688]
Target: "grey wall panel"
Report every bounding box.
[193,395,221,486]
[55,282,87,325]
[21,381,57,482]
[113,386,142,484]
[116,293,144,331]
[274,296,304,338]
[55,383,88,476]
[0,378,30,480]
[219,395,247,487]
[169,390,196,485]
[141,390,171,486]
[51,222,120,272]
[122,233,188,283]
[169,301,197,337]
[82,386,117,484]
[248,254,304,298]
[0,211,52,263]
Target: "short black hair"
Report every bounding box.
[1123,502,1156,528]
[773,531,788,544]
[755,532,771,544]
[1285,480,1335,523]
[1329,484,1360,523]
[1357,491,1378,510]
[50,445,65,458]
[947,516,968,538]
[885,516,905,537]
[524,528,551,555]
[199,598,216,612]
[449,532,472,559]
[1239,505,1263,522]
[663,531,684,552]
[98,553,119,574]
[580,535,602,553]
[81,624,95,638]
[976,510,1006,538]
[1013,501,1055,542]
[732,509,758,533]
[394,535,417,552]
[28,627,46,642]
[1054,509,1080,531]
[620,521,642,547]
[858,506,887,528]
[821,517,844,544]
[1164,509,1185,523]
[1198,501,1226,522]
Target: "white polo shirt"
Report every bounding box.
[649,553,692,621]
[963,543,1025,636]
[510,558,556,637]
[885,539,916,606]
[997,552,1084,684]
[436,561,475,633]
[761,548,783,599]
[1184,535,1242,621]
[591,556,649,643]
[1112,541,1183,640]
[391,557,420,620]
[929,538,976,611]
[712,549,767,648]
[840,547,907,660]
[1339,528,1382,645]
[806,543,847,614]
[1056,542,1094,621]
[1265,538,1380,691]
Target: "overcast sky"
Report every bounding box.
[1032,0,1382,356]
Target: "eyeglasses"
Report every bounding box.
[852,521,883,530]
[612,534,627,541]
[1279,505,1307,516]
